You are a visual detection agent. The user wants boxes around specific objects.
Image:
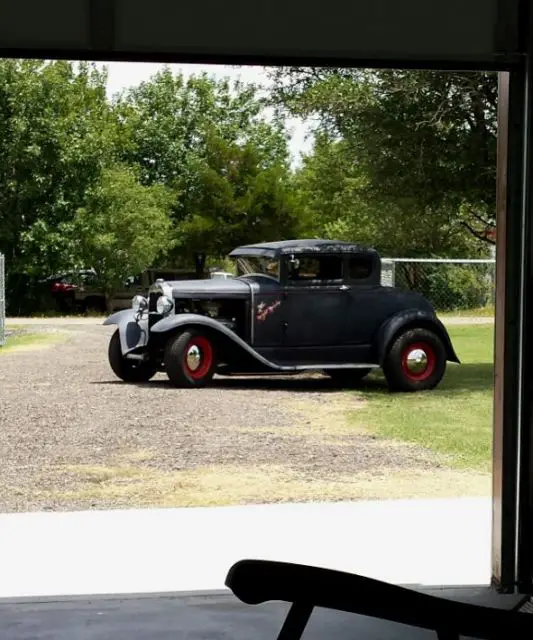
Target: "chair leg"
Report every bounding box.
[276,603,314,640]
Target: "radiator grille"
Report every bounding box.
[149,292,162,312]
[148,292,163,328]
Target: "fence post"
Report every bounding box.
[381,259,395,287]
[0,254,4,347]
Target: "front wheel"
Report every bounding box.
[164,330,217,388]
[383,328,447,392]
[108,329,157,383]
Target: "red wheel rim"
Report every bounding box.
[401,342,436,382]
[183,336,213,380]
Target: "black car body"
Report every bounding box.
[103,239,459,392]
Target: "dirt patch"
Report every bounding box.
[41,462,491,510]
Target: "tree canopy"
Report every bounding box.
[0,61,497,306]
[270,67,497,253]
[0,60,114,273]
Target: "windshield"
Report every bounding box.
[236,256,280,280]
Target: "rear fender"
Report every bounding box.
[376,309,460,365]
[151,313,281,370]
[103,309,149,355]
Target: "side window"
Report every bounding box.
[349,254,374,280]
[287,255,343,284]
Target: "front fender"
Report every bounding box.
[103,309,149,355]
[376,309,460,365]
[150,313,283,370]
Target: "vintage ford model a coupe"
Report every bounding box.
[103,239,459,392]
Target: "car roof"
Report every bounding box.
[229,239,378,259]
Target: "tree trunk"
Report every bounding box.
[105,292,114,315]
[194,252,207,278]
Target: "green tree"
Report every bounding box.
[115,68,297,260]
[70,166,173,309]
[0,60,115,274]
[177,130,301,259]
[294,133,486,259]
[271,68,497,246]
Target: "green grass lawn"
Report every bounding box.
[353,324,494,472]
[0,330,66,353]
[439,306,495,318]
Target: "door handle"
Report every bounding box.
[339,284,351,292]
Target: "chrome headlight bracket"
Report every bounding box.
[132,295,148,319]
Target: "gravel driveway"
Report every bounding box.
[0,323,486,512]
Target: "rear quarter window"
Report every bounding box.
[349,255,375,280]
[287,255,343,283]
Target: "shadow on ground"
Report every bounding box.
[94,375,363,393]
[359,363,493,396]
[439,362,493,393]
[93,362,493,394]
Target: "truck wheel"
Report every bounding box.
[164,330,216,387]
[108,330,157,383]
[383,328,447,392]
[325,368,371,387]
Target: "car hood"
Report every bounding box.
[164,278,252,299]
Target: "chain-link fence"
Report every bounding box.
[0,254,5,346]
[380,258,496,312]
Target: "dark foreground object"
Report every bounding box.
[226,559,532,640]
[0,584,525,640]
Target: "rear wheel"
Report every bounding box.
[383,327,446,392]
[164,330,217,387]
[325,368,371,388]
[108,329,157,383]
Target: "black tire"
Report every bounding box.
[383,327,447,392]
[164,329,217,388]
[108,329,157,383]
[325,368,371,388]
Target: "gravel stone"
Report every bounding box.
[0,323,444,512]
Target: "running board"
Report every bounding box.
[270,363,379,372]
[125,351,379,372]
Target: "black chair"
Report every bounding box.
[225,559,533,640]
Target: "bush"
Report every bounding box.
[395,263,493,311]
[5,272,63,316]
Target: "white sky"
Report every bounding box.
[98,61,313,164]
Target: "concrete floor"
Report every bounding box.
[0,497,491,599]
[0,497,500,638]
[0,587,524,640]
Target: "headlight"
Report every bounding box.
[156,295,174,316]
[132,295,148,315]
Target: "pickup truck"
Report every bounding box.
[50,268,203,313]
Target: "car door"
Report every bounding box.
[281,254,351,351]
[251,279,285,347]
[343,252,387,346]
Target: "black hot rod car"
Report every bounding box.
[103,239,459,392]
